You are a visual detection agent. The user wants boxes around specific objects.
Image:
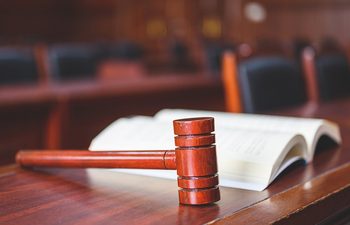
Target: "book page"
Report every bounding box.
[155,109,341,158]
[89,116,174,150]
[89,116,306,191]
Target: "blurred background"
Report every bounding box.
[1,0,350,165]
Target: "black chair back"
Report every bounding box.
[316,54,350,101]
[205,43,235,74]
[0,48,38,85]
[101,42,143,61]
[238,56,306,113]
[49,44,100,81]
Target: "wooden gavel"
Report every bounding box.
[16,117,220,205]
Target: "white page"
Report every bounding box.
[155,109,341,156]
[89,116,304,191]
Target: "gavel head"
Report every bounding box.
[173,117,220,205]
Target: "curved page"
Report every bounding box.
[89,116,307,191]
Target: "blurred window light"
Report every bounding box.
[244,2,266,23]
[146,19,168,39]
[202,18,222,39]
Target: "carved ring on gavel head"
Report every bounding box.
[173,117,220,205]
[15,117,220,205]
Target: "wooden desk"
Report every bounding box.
[0,84,55,165]
[1,99,350,225]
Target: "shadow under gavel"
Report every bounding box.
[16,117,220,205]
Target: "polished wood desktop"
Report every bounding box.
[15,117,220,206]
[1,99,350,225]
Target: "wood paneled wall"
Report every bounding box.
[0,0,349,63]
[244,0,350,47]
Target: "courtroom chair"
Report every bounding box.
[104,41,143,61]
[48,44,100,81]
[301,47,320,103]
[238,56,306,113]
[236,41,289,62]
[315,53,350,101]
[95,42,145,80]
[301,46,350,101]
[319,37,343,55]
[292,38,311,62]
[204,42,235,74]
[168,40,196,72]
[221,51,242,113]
[0,47,39,85]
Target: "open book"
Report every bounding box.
[89,109,341,191]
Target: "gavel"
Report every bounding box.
[16,117,220,205]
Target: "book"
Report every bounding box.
[89,109,341,191]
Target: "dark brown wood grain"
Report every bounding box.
[2,99,350,224]
[1,0,349,68]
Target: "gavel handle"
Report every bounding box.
[16,150,177,169]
